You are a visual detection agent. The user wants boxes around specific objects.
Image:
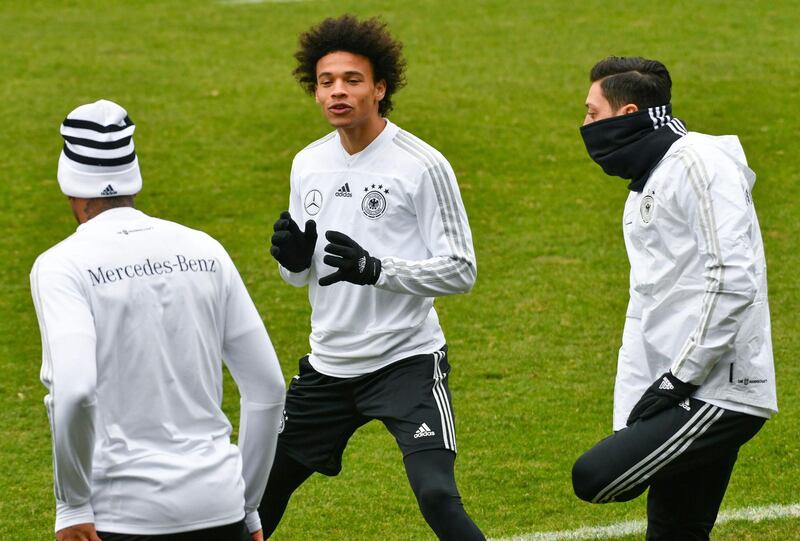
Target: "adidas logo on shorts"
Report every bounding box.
[414,422,435,439]
[335,182,353,197]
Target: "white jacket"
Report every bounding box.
[613,133,778,430]
[31,208,285,534]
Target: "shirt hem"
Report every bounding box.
[310,339,446,378]
[94,511,245,536]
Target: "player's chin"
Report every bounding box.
[325,112,357,128]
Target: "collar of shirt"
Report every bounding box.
[337,119,400,166]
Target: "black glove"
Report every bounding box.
[269,211,317,272]
[626,371,699,426]
[318,231,381,286]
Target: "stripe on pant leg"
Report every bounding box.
[432,351,457,452]
[594,404,719,502]
[592,404,723,503]
[436,352,457,452]
[600,406,724,502]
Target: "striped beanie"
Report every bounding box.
[57,99,142,198]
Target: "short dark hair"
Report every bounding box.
[590,56,672,110]
[294,15,407,116]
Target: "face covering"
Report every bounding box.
[580,104,687,192]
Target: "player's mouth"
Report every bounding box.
[329,103,353,115]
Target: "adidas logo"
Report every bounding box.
[100,184,118,196]
[678,398,691,411]
[659,377,675,391]
[414,422,435,439]
[335,182,353,197]
[358,256,367,274]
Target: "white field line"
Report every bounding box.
[489,502,800,541]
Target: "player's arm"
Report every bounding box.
[30,258,98,533]
[221,258,286,536]
[319,160,477,296]
[378,159,477,296]
[668,149,758,384]
[275,165,315,287]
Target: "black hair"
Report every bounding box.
[590,56,672,110]
[294,15,407,116]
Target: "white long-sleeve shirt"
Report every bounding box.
[280,120,476,377]
[31,207,285,534]
[613,133,778,430]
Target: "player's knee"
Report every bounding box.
[416,483,459,517]
[572,453,603,503]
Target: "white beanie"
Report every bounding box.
[57,99,142,198]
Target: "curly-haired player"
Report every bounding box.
[260,15,486,540]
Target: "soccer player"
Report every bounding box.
[259,15,485,540]
[571,57,778,540]
[31,99,286,541]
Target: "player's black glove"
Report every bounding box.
[269,211,317,273]
[626,371,699,426]
[318,231,381,286]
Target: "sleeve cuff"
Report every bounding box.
[55,500,95,532]
[278,264,310,287]
[245,510,262,534]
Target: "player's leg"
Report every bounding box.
[258,449,314,537]
[360,346,485,540]
[258,356,368,536]
[403,449,485,541]
[645,448,738,540]
[572,399,765,529]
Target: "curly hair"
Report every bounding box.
[294,15,407,116]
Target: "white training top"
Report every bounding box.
[613,133,778,431]
[280,120,477,377]
[31,208,285,534]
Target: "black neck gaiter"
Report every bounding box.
[580,104,687,192]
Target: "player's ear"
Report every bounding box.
[375,80,387,102]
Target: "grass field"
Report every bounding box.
[1,0,799,539]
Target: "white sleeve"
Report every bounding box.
[668,149,759,385]
[376,161,477,296]
[222,261,286,533]
[30,258,98,532]
[278,164,311,287]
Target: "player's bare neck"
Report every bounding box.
[72,196,135,224]
[338,116,387,155]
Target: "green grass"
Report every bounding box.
[1,0,799,539]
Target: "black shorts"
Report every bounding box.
[278,345,457,476]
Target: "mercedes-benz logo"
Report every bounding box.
[304,189,323,216]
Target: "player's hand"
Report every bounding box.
[250,528,264,541]
[318,231,381,286]
[626,371,699,426]
[269,211,317,272]
[56,523,102,541]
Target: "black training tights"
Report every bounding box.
[404,449,486,540]
[258,447,485,540]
